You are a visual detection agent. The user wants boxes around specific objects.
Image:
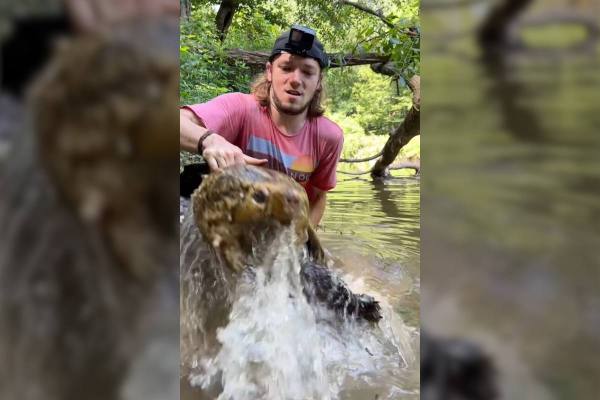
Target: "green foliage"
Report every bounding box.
[294,0,420,76]
[326,66,413,135]
[180,6,254,105]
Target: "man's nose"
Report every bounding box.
[289,70,302,87]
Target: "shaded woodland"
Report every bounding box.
[180,0,421,178]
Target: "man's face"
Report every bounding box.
[267,52,322,116]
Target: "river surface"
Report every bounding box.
[321,175,421,398]
[321,176,421,332]
[422,3,600,398]
[180,174,421,400]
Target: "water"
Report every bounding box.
[180,175,421,399]
[422,3,600,398]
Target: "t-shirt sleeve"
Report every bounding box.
[310,123,344,192]
[181,92,248,144]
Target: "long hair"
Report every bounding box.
[250,70,326,118]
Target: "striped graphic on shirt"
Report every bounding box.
[246,134,314,183]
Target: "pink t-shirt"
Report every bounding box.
[184,93,344,202]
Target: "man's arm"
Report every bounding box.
[309,188,327,227]
[180,108,208,152]
[180,108,266,170]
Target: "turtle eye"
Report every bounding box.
[252,190,267,204]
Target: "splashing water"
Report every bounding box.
[180,209,415,399]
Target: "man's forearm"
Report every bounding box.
[309,191,327,227]
[180,108,208,153]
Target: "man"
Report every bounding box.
[180,26,344,227]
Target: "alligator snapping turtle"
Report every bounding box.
[0,19,179,400]
[191,164,382,323]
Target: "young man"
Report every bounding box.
[180,26,344,227]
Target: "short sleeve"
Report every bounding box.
[310,122,344,192]
[181,93,249,144]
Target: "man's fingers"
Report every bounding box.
[206,156,219,172]
[215,156,229,170]
[233,153,246,165]
[206,151,267,171]
[243,155,268,165]
[225,153,236,166]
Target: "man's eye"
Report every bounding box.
[281,66,292,72]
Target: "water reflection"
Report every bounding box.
[322,176,420,263]
[321,175,421,396]
[423,1,600,398]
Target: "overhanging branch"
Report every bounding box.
[225,49,389,68]
[339,0,395,28]
[338,0,419,37]
[339,150,383,163]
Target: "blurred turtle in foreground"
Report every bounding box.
[421,331,498,400]
[0,18,178,400]
[191,164,382,323]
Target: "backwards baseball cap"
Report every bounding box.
[269,25,329,69]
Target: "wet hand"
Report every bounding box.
[202,134,267,171]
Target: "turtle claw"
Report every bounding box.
[355,295,382,323]
[300,260,382,324]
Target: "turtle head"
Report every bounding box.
[233,180,308,227]
[193,165,311,258]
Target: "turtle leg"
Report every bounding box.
[300,260,382,323]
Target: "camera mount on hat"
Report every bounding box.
[270,25,329,69]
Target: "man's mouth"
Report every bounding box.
[285,90,302,97]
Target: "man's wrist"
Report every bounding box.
[197,130,215,154]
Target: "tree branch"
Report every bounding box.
[339,0,395,28]
[338,0,418,37]
[225,49,389,68]
[337,169,372,175]
[339,150,383,163]
[390,161,420,173]
[421,0,485,10]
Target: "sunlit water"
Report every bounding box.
[180,175,420,399]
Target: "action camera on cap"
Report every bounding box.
[270,25,329,69]
[287,25,315,54]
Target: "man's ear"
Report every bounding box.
[266,62,273,82]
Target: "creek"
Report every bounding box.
[180,175,421,399]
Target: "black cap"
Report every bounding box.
[269,27,329,69]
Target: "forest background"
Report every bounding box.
[180,0,420,176]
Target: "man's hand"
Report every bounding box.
[180,108,266,171]
[201,134,267,171]
[65,0,179,32]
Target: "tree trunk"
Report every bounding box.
[216,0,240,41]
[371,75,420,178]
[180,0,191,20]
[477,0,534,50]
